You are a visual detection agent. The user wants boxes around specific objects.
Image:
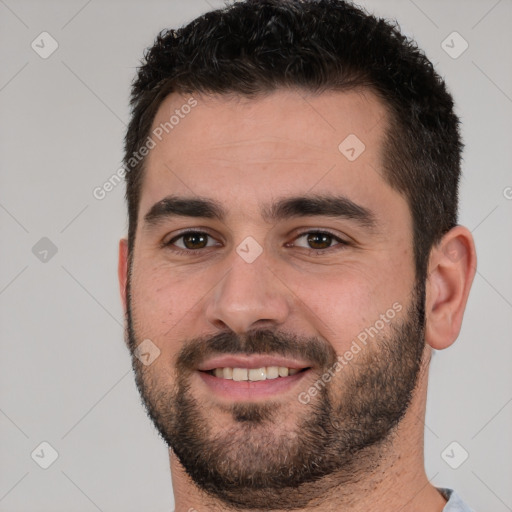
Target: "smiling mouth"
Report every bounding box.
[202,366,311,381]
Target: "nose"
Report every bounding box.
[205,247,291,334]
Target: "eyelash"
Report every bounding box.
[163,229,348,257]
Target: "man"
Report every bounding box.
[118,0,477,510]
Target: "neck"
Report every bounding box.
[170,349,446,512]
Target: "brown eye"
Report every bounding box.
[306,232,334,249]
[166,231,218,252]
[181,232,209,249]
[292,231,343,251]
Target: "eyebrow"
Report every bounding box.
[143,194,377,230]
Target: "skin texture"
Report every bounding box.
[118,89,477,512]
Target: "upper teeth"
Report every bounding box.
[212,367,301,381]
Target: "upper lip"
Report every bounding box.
[197,355,313,372]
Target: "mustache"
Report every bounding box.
[175,328,338,373]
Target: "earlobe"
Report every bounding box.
[118,238,129,315]
[424,226,477,350]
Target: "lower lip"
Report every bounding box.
[197,369,311,400]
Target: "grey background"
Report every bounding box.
[0,0,511,510]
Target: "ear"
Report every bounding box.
[424,226,477,350]
[118,238,129,315]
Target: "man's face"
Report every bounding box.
[122,89,426,507]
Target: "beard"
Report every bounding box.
[126,280,426,510]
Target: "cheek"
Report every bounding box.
[287,262,410,351]
[129,263,201,345]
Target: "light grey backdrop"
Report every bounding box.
[1,0,511,511]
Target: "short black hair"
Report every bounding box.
[124,0,462,279]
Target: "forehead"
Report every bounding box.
[150,88,387,157]
[138,88,402,223]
